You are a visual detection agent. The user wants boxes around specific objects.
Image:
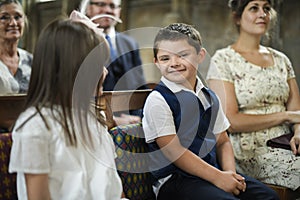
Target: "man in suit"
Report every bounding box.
[81,0,147,125]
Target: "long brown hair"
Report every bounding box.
[19,18,109,147]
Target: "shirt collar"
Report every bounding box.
[161,76,205,94]
[106,27,116,38]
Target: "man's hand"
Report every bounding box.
[113,113,141,125]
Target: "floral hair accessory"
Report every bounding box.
[69,10,104,36]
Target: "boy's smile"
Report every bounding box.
[155,39,205,90]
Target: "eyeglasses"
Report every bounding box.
[89,1,120,9]
[0,14,24,24]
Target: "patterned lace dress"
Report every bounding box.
[0,48,32,94]
[207,46,300,190]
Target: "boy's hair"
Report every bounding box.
[153,23,202,59]
[21,18,109,147]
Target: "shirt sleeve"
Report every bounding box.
[213,95,231,134]
[142,91,176,143]
[206,50,235,83]
[9,111,51,174]
[283,54,296,80]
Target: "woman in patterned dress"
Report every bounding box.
[206,0,300,191]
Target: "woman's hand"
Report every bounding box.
[290,124,300,155]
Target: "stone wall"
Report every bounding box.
[122,0,300,86]
[23,0,300,86]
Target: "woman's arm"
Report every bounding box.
[208,79,300,133]
[25,174,50,200]
[156,134,245,195]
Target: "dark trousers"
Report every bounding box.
[157,173,279,200]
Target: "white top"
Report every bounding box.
[0,48,32,94]
[9,106,122,200]
[143,77,230,143]
[142,76,230,196]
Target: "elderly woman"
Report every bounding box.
[0,0,32,94]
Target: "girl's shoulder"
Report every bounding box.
[13,107,54,139]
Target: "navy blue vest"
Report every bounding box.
[148,82,220,180]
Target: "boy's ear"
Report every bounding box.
[153,57,160,68]
[198,48,207,63]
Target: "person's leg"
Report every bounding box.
[157,173,239,200]
[238,174,279,200]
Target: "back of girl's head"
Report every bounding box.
[153,23,202,59]
[25,18,109,146]
[27,18,107,108]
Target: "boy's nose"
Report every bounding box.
[170,56,180,67]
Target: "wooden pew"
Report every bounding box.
[0,94,26,131]
[96,89,151,128]
[2,90,298,200]
[0,89,152,131]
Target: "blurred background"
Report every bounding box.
[21,0,300,86]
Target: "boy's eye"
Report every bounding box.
[179,53,188,58]
[159,56,169,62]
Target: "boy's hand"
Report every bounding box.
[214,171,246,196]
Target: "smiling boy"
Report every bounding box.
[142,23,278,200]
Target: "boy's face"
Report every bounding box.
[154,39,205,90]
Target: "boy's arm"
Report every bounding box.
[215,131,237,172]
[156,134,245,195]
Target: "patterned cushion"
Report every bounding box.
[0,133,17,200]
[109,123,155,200]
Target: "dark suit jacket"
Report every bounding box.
[103,32,147,91]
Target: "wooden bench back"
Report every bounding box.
[97,89,152,128]
[0,89,152,131]
[0,95,26,130]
